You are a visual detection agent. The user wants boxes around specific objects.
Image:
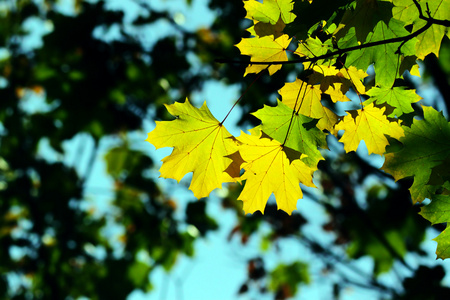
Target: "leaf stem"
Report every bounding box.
[220,66,268,125]
[282,64,313,146]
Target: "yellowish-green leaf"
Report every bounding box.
[251,100,328,168]
[335,103,404,155]
[236,131,315,215]
[434,224,450,260]
[244,0,280,25]
[412,0,450,59]
[244,0,295,25]
[247,17,286,39]
[419,195,450,259]
[236,34,291,76]
[365,86,422,117]
[146,99,238,198]
[294,37,333,63]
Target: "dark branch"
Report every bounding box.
[216,3,450,66]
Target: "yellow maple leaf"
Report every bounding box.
[338,66,368,95]
[236,34,291,76]
[279,78,338,133]
[236,131,315,215]
[146,99,239,198]
[335,103,404,155]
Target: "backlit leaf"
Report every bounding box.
[251,100,328,168]
[411,0,450,59]
[236,34,291,76]
[382,106,450,203]
[343,18,417,87]
[236,131,315,215]
[146,99,239,198]
[279,78,339,133]
[365,86,422,117]
[335,103,404,155]
[244,0,295,25]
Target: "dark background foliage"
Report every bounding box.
[0,0,449,299]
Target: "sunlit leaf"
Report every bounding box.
[236,34,291,76]
[335,103,404,155]
[146,99,239,198]
[236,131,315,215]
[251,100,328,168]
[365,86,422,117]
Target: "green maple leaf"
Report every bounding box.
[251,100,328,168]
[365,86,422,117]
[382,106,450,203]
[419,195,450,259]
[434,225,450,260]
[342,18,417,87]
[391,0,419,24]
[420,195,450,225]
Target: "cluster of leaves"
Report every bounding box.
[147,0,450,259]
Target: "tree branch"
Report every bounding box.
[216,4,450,66]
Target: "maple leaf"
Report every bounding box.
[279,78,338,133]
[419,195,450,259]
[392,0,449,58]
[335,103,404,155]
[382,106,450,203]
[365,86,422,117]
[251,100,328,168]
[340,18,417,87]
[338,66,368,95]
[244,0,295,25]
[244,0,295,39]
[391,0,419,25]
[146,99,239,198]
[236,131,315,215]
[236,34,291,76]
[248,17,286,39]
[294,37,333,64]
[411,0,450,59]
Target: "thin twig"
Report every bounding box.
[216,9,449,66]
[220,66,268,125]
